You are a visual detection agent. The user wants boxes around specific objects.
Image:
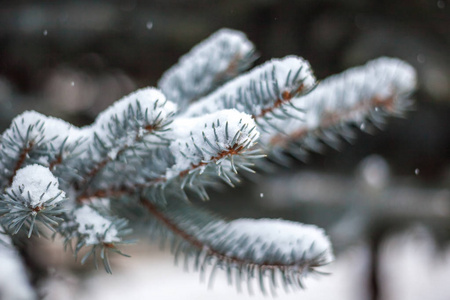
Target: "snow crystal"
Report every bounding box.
[73,205,120,245]
[166,109,259,179]
[183,56,316,118]
[359,154,390,189]
[158,28,255,105]
[8,164,65,208]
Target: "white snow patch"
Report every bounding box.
[212,218,334,264]
[74,205,120,245]
[93,87,176,130]
[3,110,84,148]
[89,87,177,150]
[8,164,65,208]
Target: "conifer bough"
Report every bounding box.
[0,28,416,293]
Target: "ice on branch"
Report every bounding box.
[73,205,120,245]
[166,109,259,179]
[0,165,66,236]
[261,57,417,151]
[183,56,316,121]
[158,28,256,107]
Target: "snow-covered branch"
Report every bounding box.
[0,28,417,292]
[142,196,332,294]
[183,56,316,124]
[260,57,417,160]
[159,28,256,109]
[0,165,66,237]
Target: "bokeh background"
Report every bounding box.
[0,0,450,299]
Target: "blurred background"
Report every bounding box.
[0,0,450,299]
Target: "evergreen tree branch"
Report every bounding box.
[0,165,66,237]
[0,28,419,290]
[159,28,256,108]
[258,57,417,160]
[72,88,177,199]
[0,111,82,189]
[77,109,261,203]
[141,196,333,294]
[182,56,316,126]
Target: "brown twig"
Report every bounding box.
[252,84,305,119]
[8,141,34,185]
[77,143,247,203]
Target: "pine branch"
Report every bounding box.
[78,109,261,203]
[159,28,256,108]
[142,196,333,294]
[258,57,417,160]
[73,88,177,199]
[58,203,132,274]
[0,28,418,290]
[0,165,66,237]
[0,111,83,189]
[182,56,316,126]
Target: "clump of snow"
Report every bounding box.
[8,164,65,208]
[166,109,259,179]
[207,218,333,265]
[158,28,255,106]
[259,57,417,145]
[74,205,120,245]
[183,56,316,118]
